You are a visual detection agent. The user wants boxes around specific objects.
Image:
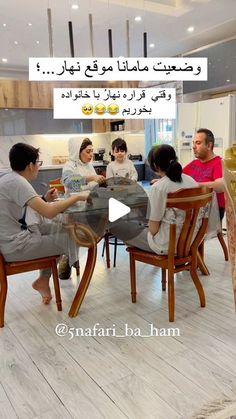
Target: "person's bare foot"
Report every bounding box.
[32,276,52,304]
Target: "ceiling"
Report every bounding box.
[0,0,236,77]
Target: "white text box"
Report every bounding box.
[53,88,176,119]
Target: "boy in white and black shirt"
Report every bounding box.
[106,138,138,181]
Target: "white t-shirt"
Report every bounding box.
[147,174,198,254]
[0,171,38,254]
[106,158,138,181]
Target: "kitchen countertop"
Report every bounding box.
[39,161,145,170]
[0,161,145,172]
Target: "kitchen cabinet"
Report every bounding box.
[125,119,144,131]
[0,109,92,135]
[92,119,109,133]
[92,118,144,133]
[110,119,144,132]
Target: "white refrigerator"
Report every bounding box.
[177,95,236,166]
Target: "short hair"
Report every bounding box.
[80,137,92,152]
[111,138,127,153]
[9,143,39,171]
[197,128,215,149]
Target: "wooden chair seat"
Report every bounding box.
[0,254,62,328]
[126,186,213,322]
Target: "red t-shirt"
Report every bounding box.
[183,156,225,208]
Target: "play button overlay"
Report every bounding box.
[80,177,150,241]
[109,198,131,222]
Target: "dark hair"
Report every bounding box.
[9,143,39,171]
[80,138,92,152]
[148,144,182,183]
[111,138,127,153]
[197,128,215,150]
[147,147,155,172]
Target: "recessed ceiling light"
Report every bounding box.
[187,26,194,32]
[149,43,155,48]
[3,23,7,27]
[135,16,142,22]
[36,40,40,44]
[2,58,8,63]
[71,4,79,9]
[28,22,32,26]
[14,41,18,45]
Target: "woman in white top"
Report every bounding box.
[62,137,105,193]
[60,137,105,279]
[111,144,197,254]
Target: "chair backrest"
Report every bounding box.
[224,145,236,213]
[48,178,65,193]
[166,186,213,258]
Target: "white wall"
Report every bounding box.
[0,131,145,168]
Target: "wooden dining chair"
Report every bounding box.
[126,186,213,322]
[0,254,62,327]
[101,231,125,268]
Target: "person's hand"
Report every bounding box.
[94,175,105,184]
[150,178,159,185]
[76,191,90,201]
[44,188,58,202]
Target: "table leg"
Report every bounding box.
[69,244,97,317]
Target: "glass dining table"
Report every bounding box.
[62,181,150,318]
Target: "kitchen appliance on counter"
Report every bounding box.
[93,148,106,164]
[128,154,143,161]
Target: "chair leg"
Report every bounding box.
[161,269,166,291]
[129,253,136,303]
[104,234,111,269]
[197,241,210,275]
[101,240,105,257]
[168,268,175,322]
[190,264,206,308]
[198,241,204,260]
[0,271,8,328]
[113,237,118,268]
[217,231,229,261]
[51,260,62,311]
[197,251,210,276]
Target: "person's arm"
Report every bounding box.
[27,192,89,219]
[198,158,224,192]
[147,184,166,235]
[148,220,161,235]
[62,169,104,190]
[106,163,114,179]
[129,162,138,181]
[43,188,58,202]
[86,174,105,183]
[150,178,159,185]
[85,164,105,184]
[199,178,225,192]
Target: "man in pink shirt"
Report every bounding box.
[183,128,225,220]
